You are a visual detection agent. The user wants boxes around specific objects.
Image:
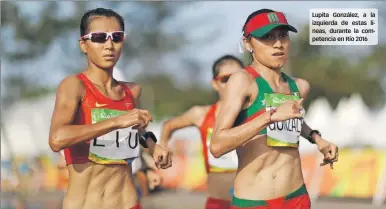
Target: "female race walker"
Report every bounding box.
[160,55,244,209]
[210,9,339,209]
[49,8,172,209]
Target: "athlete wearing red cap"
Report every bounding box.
[210,9,339,209]
[160,55,244,209]
[48,8,172,209]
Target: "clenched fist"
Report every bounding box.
[271,98,304,122]
[114,108,152,129]
[152,145,172,169]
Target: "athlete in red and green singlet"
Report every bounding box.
[210,9,339,209]
[160,55,244,209]
[234,66,302,147]
[49,8,172,209]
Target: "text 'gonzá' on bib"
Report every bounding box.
[264,93,304,148]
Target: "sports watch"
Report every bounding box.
[140,131,158,148]
[307,130,321,144]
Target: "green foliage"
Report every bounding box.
[240,24,385,110]
[1,1,208,111]
[2,2,87,61]
[288,25,384,109]
[2,1,385,116]
[135,74,215,120]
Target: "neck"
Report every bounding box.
[251,62,283,84]
[214,100,223,115]
[215,100,223,108]
[86,61,115,87]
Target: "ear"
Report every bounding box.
[79,39,87,54]
[211,79,220,92]
[243,38,253,52]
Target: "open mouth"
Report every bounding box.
[272,52,285,56]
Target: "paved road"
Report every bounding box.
[142,190,386,209]
[1,190,385,209]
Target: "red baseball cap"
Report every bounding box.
[244,11,297,38]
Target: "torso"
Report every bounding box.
[64,163,137,209]
[62,73,139,209]
[199,104,237,200]
[232,66,305,200]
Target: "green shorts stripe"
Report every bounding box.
[231,184,308,207]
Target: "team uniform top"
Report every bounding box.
[64,73,139,165]
[199,104,238,173]
[233,66,304,148]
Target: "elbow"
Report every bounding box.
[160,121,173,143]
[209,138,223,158]
[49,134,63,152]
[161,121,171,134]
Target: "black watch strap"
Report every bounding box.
[139,135,148,148]
[140,131,157,148]
[308,130,321,144]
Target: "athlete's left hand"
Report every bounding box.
[152,145,172,169]
[316,138,339,169]
[146,169,163,190]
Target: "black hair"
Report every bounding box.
[242,9,275,37]
[80,8,125,36]
[212,55,244,79]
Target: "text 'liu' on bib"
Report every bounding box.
[88,108,139,164]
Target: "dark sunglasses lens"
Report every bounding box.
[220,76,230,83]
[112,32,125,42]
[91,33,107,43]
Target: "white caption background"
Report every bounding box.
[309,9,378,45]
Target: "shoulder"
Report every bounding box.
[228,70,254,87]
[292,77,311,98]
[59,74,84,87]
[189,105,212,117]
[225,69,258,98]
[187,105,213,126]
[120,81,141,99]
[57,74,84,99]
[231,70,251,80]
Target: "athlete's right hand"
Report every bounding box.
[114,109,153,129]
[270,99,304,122]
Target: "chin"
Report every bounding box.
[100,62,117,70]
[270,61,287,69]
[268,64,282,69]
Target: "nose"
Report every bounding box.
[273,38,283,48]
[104,37,113,49]
[105,36,113,49]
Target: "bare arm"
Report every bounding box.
[295,78,323,143]
[128,83,157,151]
[159,106,207,147]
[210,72,272,158]
[49,76,121,152]
[129,84,172,169]
[295,78,339,167]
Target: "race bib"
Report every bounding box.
[206,128,238,172]
[88,108,139,164]
[264,93,304,148]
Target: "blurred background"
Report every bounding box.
[1,1,386,209]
